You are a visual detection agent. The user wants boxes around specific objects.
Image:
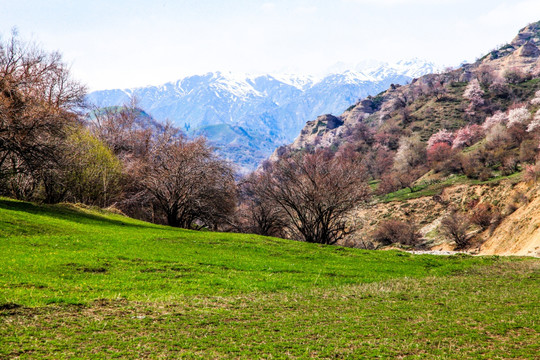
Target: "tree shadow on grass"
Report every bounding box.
[0,198,170,231]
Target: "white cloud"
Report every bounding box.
[343,0,460,4]
[261,2,276,11]
[294,6,318,14]
[477,0,540,28]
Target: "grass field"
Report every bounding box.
[0,198,538,358]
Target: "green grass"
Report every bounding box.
[1,198,538,359]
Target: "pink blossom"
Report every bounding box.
[452,125,484,149]
[427,129,455,149]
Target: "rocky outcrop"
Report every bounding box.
[479,20,540,75]
[518,41,540,58]
[272,21,540,161]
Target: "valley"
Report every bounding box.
[88,60,439,172]
[1,9,540,359]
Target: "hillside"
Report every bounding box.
[277,22,540,155]
[268,21,540,255]
[0,197,491,304]
[1,198,539,358]
[351,177,540,257]
[87,60,439,172]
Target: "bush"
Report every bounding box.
[372,219,422,246]
[519,139,538,164]
[427,143,453,165]
[503,203,518,216]
[523,163,540,183]
[470,203,499,230]
[462,154,491,179]
[501,156,519,176]
[440,210,471,249]
[504,68,530,84]
[377,172,401,195]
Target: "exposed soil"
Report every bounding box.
[348,179,540,257]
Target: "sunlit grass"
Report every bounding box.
[0,198,538,358]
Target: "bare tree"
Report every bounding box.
[440,210,471,249]
[420,74,447,100]
[372,219,421,246]
[86,101,178,219]
[86,99,166,159]
[256,150,371,244]
[142,135,237,229]
[0,30,86,199]
[236,173,288,237]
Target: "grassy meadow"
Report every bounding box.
[0,198,538,358]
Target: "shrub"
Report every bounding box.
[523,163,540,182]
[504,68,530,84]
[377,172,401,195]
[372,219,422,246]
[427,143,459,174]
[503,203,518,216]
[478,167,493,181]
[461,154,490,179]
[501,156,519,176]
[440,210,471,249]
[489,80,511,98]
[427,142,453,164]
[511,191,529,205]
[470,203,499,230]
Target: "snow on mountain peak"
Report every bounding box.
[211,72,263,98]
[87,59,440,172]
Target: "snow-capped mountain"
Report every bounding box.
[87,59,440,172]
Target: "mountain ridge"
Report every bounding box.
[87,59,441,172]
[278,20,540,158]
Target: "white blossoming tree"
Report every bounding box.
[507,106,530,128]
[483,111,508,130]
[463,79,485,105]
[526,109,540,132]
[530,90,540,106]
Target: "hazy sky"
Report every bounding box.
[1,0,539,91]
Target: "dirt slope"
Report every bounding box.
[481,184,540,256]
[349,179,540,257]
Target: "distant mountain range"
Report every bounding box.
[87,59,441,172]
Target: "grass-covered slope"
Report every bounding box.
[1,198,538,358]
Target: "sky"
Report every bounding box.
[1,0,539,91]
